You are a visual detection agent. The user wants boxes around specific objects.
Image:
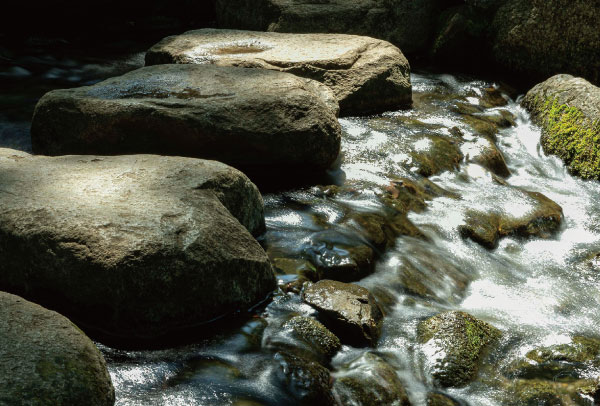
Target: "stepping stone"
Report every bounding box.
[146,29,412,116]
[302,280,383,347]
[0,291,115,406]
[31,64,341,169]
[0,148,276,345]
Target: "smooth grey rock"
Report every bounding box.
[146,28,412,116]
[0,149,275,344]
[31,64,341,169]
[0,291,115,406]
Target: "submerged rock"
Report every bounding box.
[332,352,411,406]
[146,29,412,116]
[302,280,383,347]
[504,336,600,382]
[459,189,563,249]
[273,352,335,406]
[265,316,341,365]
[426,392,461,406]
[522,74,600,180]
[0,292,115,406]
[0,149,275,344]
[463,135,511,178]
[31,64,341,169]
[394,244,471,304]
[503,378,599,406]
[417,311,501,387]
[303,238,376,283]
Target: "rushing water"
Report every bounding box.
[3,49,600,405]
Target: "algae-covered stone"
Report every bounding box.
[0,292,115,406]
[302,280,383,347]
[0,149,275,343]
[146,29,412,116]
[522,74,600,180]
[417,311,501,387]
[332,352,411,406]
[31,64,341,169]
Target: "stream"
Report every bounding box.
[2,48,600,406]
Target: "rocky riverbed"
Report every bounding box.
[2,27,600,406]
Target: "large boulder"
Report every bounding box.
[0,149,276,344]
[522,74,600,180]
[214,0,441,56]
[0,291,115,406]
[146,29,412,116]
[492,0,600,85]
[31,64,341,169]
[417,311,501,387]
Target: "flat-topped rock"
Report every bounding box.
[31,64,341,169]
[146,29,412,115]
[302,280,383,347]
[0,291,115,406]
[0,149,276,345]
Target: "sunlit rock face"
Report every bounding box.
[0,291,115,406]
[146,28,412,116]
[0,149,275,345]
[31,64,341,169]
[522,74,600,180]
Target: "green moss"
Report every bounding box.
[541,98,600,180]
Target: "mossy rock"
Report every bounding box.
[417,311,501,387]
[332,352,411,406]
[522,74,600,180]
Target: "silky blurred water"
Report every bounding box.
[3,59,599,404]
